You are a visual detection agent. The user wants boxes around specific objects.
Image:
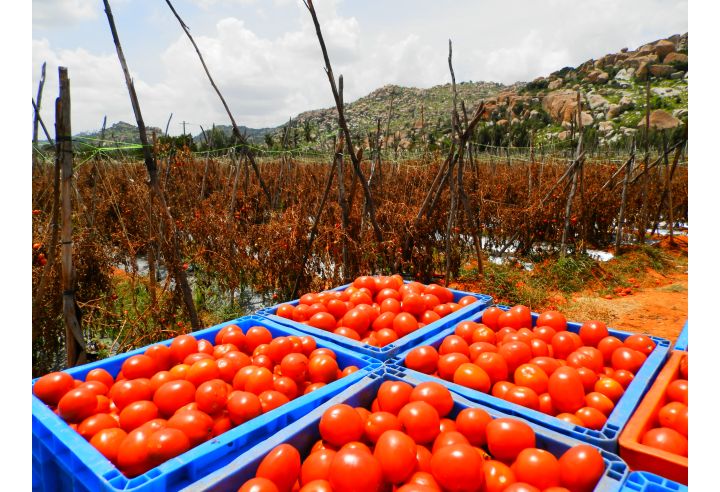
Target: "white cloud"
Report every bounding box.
[32,0,98,29]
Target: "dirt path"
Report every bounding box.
[562,270,688,341]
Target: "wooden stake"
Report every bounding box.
[56,67,87,367]
[616,140,636,253]
[33,62,47,173]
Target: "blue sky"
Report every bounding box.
[32,0,688,135]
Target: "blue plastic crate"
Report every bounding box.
[620,471,688,492]
[673,320,688,351]
[258,281,493,361]
[32,315,383,492]
[182,366,628,492]
[390,306,671,452]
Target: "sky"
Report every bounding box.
[31,0,688,136]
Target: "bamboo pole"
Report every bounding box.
[56,67,87,367]
[102,0,200,330]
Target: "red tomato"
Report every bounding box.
[514,363,549,394]
[594,377,625,403]
[301,449,336,484]
[584,392,615,416]
[410,382,454,417]
[273,376,299,400]
[666,379,688,405]
[597,336,624,364]
[538,393,556,415]
[57,388,98,423]
[308,355,339,384]
[186,359,220,387]
[226,391,262,425]
[548,367,586,413]
[482,306,504,331]
[153,380,196,417]
[536,311,567,332]
[85,368,116,389]
[578,320,609,347]
[558,444,605,492]
[276,304,295,319]
[503,483,541,492]
[146,427,190,465]
[398,401,440,444]
[167,409,213,447]
[256,444,301,492]
[454,407,492,446]
[439,418,458,433]
[373,430,417,483]
[393,313,420,337]
[509,305,533,328]
[430,443,485,491]
[484,460,517,492]
[438,353,471,380]
[680,354,688,379]
[512,448,560,490]
[624,334,656,356]
[529,357,561,377]
[405,346,439,374]
[454,363,492,393]
[533,326,557,344]
[575,406,607,430]
[568,347,604,374]
[377,381,413,415]
[195,379,229,415]
[611,347,646,374]
[455,321,480,343]
[33,371,75,406]
[364,411,401,443]
[425,284,453,304]
[238,478,280,492]
[78,413,119,440]
[474,352,509,385]
[169,335,198,365]
[472,325,497,345]
[319,404,364,447]
[439,335,470,356]
[116,427,153,477]
[221,328,247,351]
[486,418,536,462]
[610,369,635,389]
[492,381,515,399]
[458,295,477,307]
[658,402,688,437]
[328,446,383,492]
[504,385,540,411]
[246,326,273,353]
[551,332,582,360]
[498,341,533,374]
[258,390,290,413]
[119,400,159,432]
[576,367,599,394]
[642,427,688,456]
[90,427,127,463]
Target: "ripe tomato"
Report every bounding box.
[529,357,561,377]
[373,430,417,483]
[532,325,557,344]
[512,448,560,490]
[170,335,199,365]
[680,354,688,379]
[504,385,540,410]
[514,363,549,394]
[474,352,509,385]
[364,411,401,443]
[482,306,504,331]
[642,427,688,456]
[33,371,75,406]
[597,336,624,364]
[374,328,398,347]
[195,379,229,415]
[238,478,280,492]
[307,355,338,384]
[153,380,196,417]
[584,392,615,416]
[486,417,536,462]
[472,325,497,345]
[301,449,336,484]
[538,393,556,415]
[458,295,477,307]
[398,401,440,444]
[594,377,625,403]
[492,381,515,399]
[377,381,414,415]
[276,304,295,319]
[90,427,127,463]
[623,334,656,356]
[119,400,159,432]
[666,379,688,405]
[221,327,247,350]
[556,412,584,426]
[575,367,599,394]
[578,320,609,347]
[610,369,635,389]
[484,459,517,492]
[78,413,119,440]
[117,427,153,477]
[393,313,419,337]
[658,402,688,437]
[319,404,364,447]
[536,311,567,332]
[438,353,471,380]
[245,326,273,353]
[431,443,486,491]
[498,341,533,374]
[85,368,115,389]
[256,444,301,492]
[58,387,98,423]
[558,444,605,492]
[452,408,491,447]
[406,346,439,374]
[226,391,262,425]
[439,418,457,433]
[342,309,371,334]
[372,311,396,331]
[273,376,299,400]
[410,382,454,417]
[439,335,470,356]
[167,409,213,447]
[454,363,492,393]
[328,446,383,492]
[575,407,607,430]
[611,347,646,374]
[509,305,533,328]
[146,428,191,465]
[548,367,585,413]
[551,332,582,360]
[258,390,290,413]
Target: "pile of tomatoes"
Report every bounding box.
[404,305,657,430]
[640,353,688,457]
[239,380,607,492]
[275,275,478,348]
[32,325,358,477]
